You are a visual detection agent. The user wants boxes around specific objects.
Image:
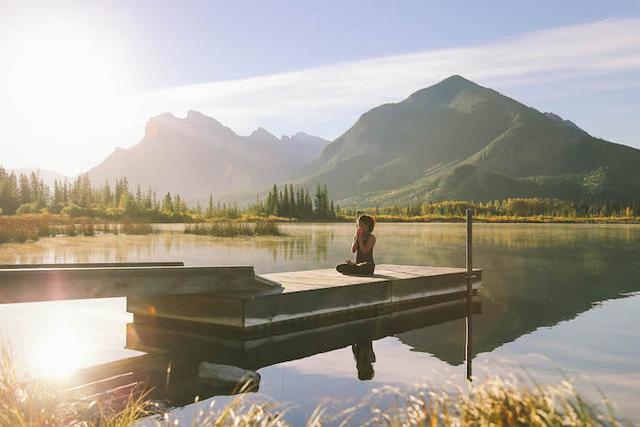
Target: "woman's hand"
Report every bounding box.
[345,259,355,265]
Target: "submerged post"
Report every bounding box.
[465,208,473,381]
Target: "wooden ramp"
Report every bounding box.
[129,264,482,332]
[0,262,264,304]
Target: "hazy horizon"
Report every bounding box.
[1,1,639,175]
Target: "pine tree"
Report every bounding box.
[18,174,31,205]
[270,184,279,215]
[207,194,214,218]
[162,193,173,213]
[288,184,295,218]
[282,185,290,217]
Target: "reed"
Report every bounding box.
[0,339,623,427]
[254,221,285,236]
[0,346,154,427]
[185,221,284,237]
[0,214,110,243]
[0,214,54,243]
[122,222,154,235]
[147,375,622,426]
[351,377,622,427]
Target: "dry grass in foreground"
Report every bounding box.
[0,346,154,427]
[148,376,624,426]
[0,343,626,426]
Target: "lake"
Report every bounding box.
[0,223,639,423]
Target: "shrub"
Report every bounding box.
[16,203,39,215]
[61,203,88,217]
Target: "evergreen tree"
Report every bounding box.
[18,174,31,205]
[282,185,289,217]
[207,194,214,218]
[162,193,173,213]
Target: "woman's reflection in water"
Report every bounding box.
[351,341,376,380]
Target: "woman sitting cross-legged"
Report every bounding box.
[336,214,376,276]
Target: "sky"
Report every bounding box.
[0,0,639,175]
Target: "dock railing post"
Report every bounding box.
[465,208,473,381]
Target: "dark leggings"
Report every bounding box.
[336,262,375,276]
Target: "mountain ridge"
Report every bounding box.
[299,75,640,205]
[87,111,329,199]
[87,75,640,206]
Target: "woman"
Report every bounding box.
[336,214,376,276]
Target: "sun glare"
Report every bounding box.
[8,31,122,129]
[33,320,87,379]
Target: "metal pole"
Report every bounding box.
[465,208,473,381]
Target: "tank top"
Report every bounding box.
[356,233,375,264]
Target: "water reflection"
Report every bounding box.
[352,342,376,380]
[0,298,140,380]
[116,298,481,408]
[35,321,86,378]
[0,223,639,419]
[0,226,334,268]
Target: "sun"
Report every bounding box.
[8,30,122,128]
[33,321,86,379]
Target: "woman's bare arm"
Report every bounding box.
[351,233,359,253]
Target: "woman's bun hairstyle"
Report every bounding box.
[357,214,376,232]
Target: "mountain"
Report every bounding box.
[87,111,328,199]
[301,75,640,205]
[11,168,67,188]
[542,112,588,135]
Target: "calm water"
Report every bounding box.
[0,223,639,423]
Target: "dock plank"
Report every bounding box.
[0,265,261,304]
[260,264,477,293]
[0,262,184,269]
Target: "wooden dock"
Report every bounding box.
[8,261,482,407]
[0,261,481,332]
[128,264,482,332]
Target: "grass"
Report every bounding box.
[185,221,284,237]
[357,376,623,427]
[0,214,156,244]
[0,346,154,427]
[122,221,154,235]
[1,338,625,427]
[114,375,627,426]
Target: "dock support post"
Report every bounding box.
[465,208,473,381]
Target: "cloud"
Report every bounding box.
[136,17,640,138]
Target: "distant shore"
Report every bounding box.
[337,214,640,224]
[2,213,639,245]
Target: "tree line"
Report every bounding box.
[350,198,640,218]
[0,167,337,221]
[195,183,337,220]
[0,168,191,221]
[257,183,335,219]
[2,167,638,221]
